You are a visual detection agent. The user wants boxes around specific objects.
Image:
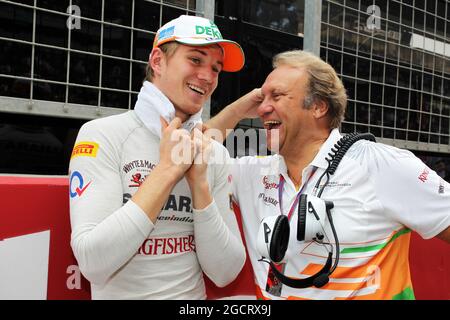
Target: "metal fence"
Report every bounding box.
[0,0,209,119]
[321,0,450,153]
[1,0,449,154]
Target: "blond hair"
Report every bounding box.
[144,42,180,82]
[273,50,347,129]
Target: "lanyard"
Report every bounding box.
[278,167,317,220]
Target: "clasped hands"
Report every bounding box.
[159,117,212,186]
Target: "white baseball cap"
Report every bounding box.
[153,15,245,72]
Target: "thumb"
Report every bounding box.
[193,123,204,133]
[192,124,204,137]
[168,117,182,130]
[190,125,202,142]
[160,116,169,133]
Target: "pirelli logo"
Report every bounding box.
[71,141,99,159]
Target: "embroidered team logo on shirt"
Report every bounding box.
[418,167,430,183]
[69,171,92,198]
[262,176,278,190]
[438,180,445,194]
[129,173,146,187]
[258,193,279,206]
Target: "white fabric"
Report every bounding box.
[134,81,202,138]
[230,128,450,300]
[156,15,224,43]
[69,108,245,299]
[153,15,245,72]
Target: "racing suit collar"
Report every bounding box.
[134,81,203,139]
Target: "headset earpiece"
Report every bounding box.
[269,215,290,263]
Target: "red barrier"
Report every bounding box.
[409,232,450,299]
[0,176,448,299]
[0,176,254,299]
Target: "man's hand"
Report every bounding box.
[185,126,214,210]
[159,117,195,181]
[185,126,212,185]
[130,117,195,223]
[234,88,263,120]
[205,88,263,143]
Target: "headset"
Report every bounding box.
[257,132,376,289]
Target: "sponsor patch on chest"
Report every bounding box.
[258,192,279,207]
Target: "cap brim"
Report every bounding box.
[175,38,245,72]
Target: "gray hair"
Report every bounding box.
[273,50,347,129]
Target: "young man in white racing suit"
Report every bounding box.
[68,15,246,299]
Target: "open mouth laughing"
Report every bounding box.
[188,83,206,96]
[264,120,282,130]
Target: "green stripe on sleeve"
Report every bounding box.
[341,228,411,254]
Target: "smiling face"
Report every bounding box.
[257,65,313,155]
[150,44,223,122]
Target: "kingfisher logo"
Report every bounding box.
[70,171,92,198]
[138,235,195,255]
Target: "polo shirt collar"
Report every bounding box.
[275,128,343,180]
[310,128,343,170]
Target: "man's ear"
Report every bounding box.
[149,47,165,78]
[312,99,329,119]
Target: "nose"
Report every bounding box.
[257,97,274,118]
[197,66,217,84]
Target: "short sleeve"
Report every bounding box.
[368,143,450,239]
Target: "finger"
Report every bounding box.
[179,135,195,164]
[193,125,203,134]
[193,123,203,132]
[191,137,201,163]
[189,138,200,163]
[172,128,191,144]
[254,88,263,102]
[201,137,213,164]
[160,116,169,132]
[201,123,210,133]
[190,126,203,141]
[168,117,182,130]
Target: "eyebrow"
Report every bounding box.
[188,48,224,68]
[189,48,207,56]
